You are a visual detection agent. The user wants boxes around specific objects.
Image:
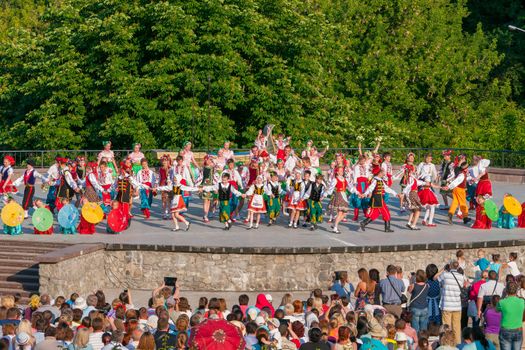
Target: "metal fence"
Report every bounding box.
[0,148,524,169]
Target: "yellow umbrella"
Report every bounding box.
[1,202,24,227]
[504,196,523,216]
[81,202,104,224]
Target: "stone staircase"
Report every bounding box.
[0,240,71,301]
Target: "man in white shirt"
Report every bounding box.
[88,318,106,350]
[434,261,467,345]
[477,270,505,317]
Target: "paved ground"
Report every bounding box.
[1,182,524,248]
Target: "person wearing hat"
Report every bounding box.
[328,165,356,233]
[0,155,17,201]
[135,158,156,219]
[303,173,327,230]
[44,157,61,213]
[393,152,416,214]
[12,159,44,218]
[223,159,244,222]
[286,169,307,229]
[443,160,471,225]
[267,318,282,349]
[360,165,399,232]
[114,160,145,228]
[264,171,285,226]
[54,157,81,211]
[438,150,455,210]
[16,332,32,350]
[245,174,268,229]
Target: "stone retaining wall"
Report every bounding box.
[39,241,525,296]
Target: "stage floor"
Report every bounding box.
[1,182,524,248]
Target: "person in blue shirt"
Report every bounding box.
[330,271,355,299]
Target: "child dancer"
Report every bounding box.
[55,158,80,212]
[418,176,439,227]
[173,155,194,208]
[351,155,370,221]
[395,152,416,213]
[106,200,125,234]
[443,161,471,225]
[135,158,156,219]
[157,174,201,231]
[381,152,394,200]
[286,169,306,229]
[44,158,60,213]
[58,198,77,234]
[2,197,22,235]
[360,165,398,232]
[33,199,53,234]
[497,194,517,229]
[12,159,43,218]
[77,197,95,234]
[438,150,454,210]
[265,172,284,226]
[276,133,291,161]
[158,156,173,220]
[223,159,244,222]
[83,162,104,203]
[471,195,492,230]
[245,175,268,229]
[204,173,245,230]
[301,170,314,226]
[114,162,145,229]
[328,166,354,233]
[403,168,424,230]
[518,202,525,228]
[98,161,114,212]
[303,173,327,231]
[0,155,17,203]
[200,155,218,223]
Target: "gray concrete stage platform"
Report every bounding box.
[1,182,524,248]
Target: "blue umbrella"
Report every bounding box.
[58,204,80,229]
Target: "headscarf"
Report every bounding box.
[255,294,274,316]
[102,141,111,146]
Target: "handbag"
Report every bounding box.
[451,271,469,308]
[387,276,408,304]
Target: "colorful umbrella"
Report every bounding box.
[32,207,54,232]
[484,199,499,222]
[57,204,80,229]
[503,196,522,217]
[1,202,24,227]
[189,319,245,350]
[81,202,104,224]
[107,209,128,232]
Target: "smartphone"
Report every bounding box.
[164,277,177,287]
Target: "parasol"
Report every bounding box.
[484,199,499,222]
[32,208,54,232]
[57,204,80,229]
[503,196,522,217]
[189,319,245,350]
[81,202,104,224]
[1,202,24,227]
[108,209,128,232]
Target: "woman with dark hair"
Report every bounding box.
[368,269,381,305]
[355,268,376,309]
[299,328,330,350]
[334,325,357,350]
[471,327,496,350]
[425,264,441,324]
[95,290,111,314]
[408,269,429,332]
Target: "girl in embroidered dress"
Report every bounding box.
[44,158,60,213]
[403,168,425,230]
[275,134,291,161]
[158,156,173,220]
[286,169,307,229]
[328,166,355,234]
[157,174,201,231]
[180,141,200,183]
[135,158,157,219]
[199,155,219,223]
[418,176,440,227]
[0,155,17,203]
[97,141,118,175]
[98,161,114,214]
[220,141,235,161]
[128,143,145,175]
[245,175,268,229]
[395,152,416,213]
[82,162,104,204]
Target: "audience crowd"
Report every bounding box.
[0,249,524,350]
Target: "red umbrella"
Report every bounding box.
[108,209,128,232]
[189,319,245,350]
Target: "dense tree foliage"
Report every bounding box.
[0,0,523,150]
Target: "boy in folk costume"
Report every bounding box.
[327,166,356,233]
[394,152,416,213]
[286,169,307,229]
[265,171,285,226]
[55,158,80,212]
[199,155,219,223]
[351,155,370,221]
[301,170,314,226]
[12,159,44,218]
[114,162,145,228]
[223,159,244,221]
[360,165,398,232]
[44,158,60,213]
[157,174,202,231]
[0,155,17,203]
[135,158,157,219]
[98,161,114,212]
[303,173,327,231]
[203,173,245,230]
[416,154,438,183]
[173,155,194,208]
[245,175,268,229]
[442,160,471,225]
[158,155,173,220]
[438,150,454,210]
[402,167,425,230]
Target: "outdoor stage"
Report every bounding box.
[1,181,524,248]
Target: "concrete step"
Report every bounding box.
[0,281,39,292]
[0,265,38,274]
[0,288,33,298]
[0,241,70,249]
[0,258,38,268]
[0,273,39,283]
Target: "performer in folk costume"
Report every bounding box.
[443,160,471,225]
[254,129,268,150]
[0,155,17,202]
[75,156,86,182]
[327,153,351,223]
[135,158,157,219]
[199,155,219,223]
[114,161,144,229]
[360,165,398,232]
[58,198,76,234]
[179,141,200,184]
[173,155,194,208]
[220,141,235,161]
[2,197,22,236]
[303,173,327,231]
[82,162,104,203]
[246,157,259,188]
[416,154,438,183]
[497,193,517,229]
[44,157,60,213]
[301,170,314,226]
[301,157,319,177]
[245,175,268,229]
[402,168,425,230]
[418,176,440,227]
[12,159,44,218]
[158,155,173,220]
[258,150,273,178]
[472,157,492,198]
[351,155,370,221]
[471,195,492,230]
[157,174,201,231]
[33,199,53,234]
[223,159,244,221]
[286,169,307,229]
[55,158,80,212]
[518,202,525,228]
[395,152,416,213]
[214,148,228,171]
[438,150,454,210]
[283,145,300,174]
[328,166,355,234]
[203,173,245,230]
[77,197,95,234]
[97,141,118,175]
[98,161,114,212]
[275,133,291,161]
[381,152,394,202]
[302,140,327,172]
[128,143,145,175]
[265,171,285,226]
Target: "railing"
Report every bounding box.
[0,148,524,169]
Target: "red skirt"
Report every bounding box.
[472,205,491,229]
[475,178,492,197]
[34,227,53,235]
[518,203,525,228]
[77,216,95,234]
[288,200,307,211]
[248,194,267,213]
[418,188,438,205]
[0,180,17,194]
[170,195,187,213]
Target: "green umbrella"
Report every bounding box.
[32,207,54,232]
[484,199,499,222]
